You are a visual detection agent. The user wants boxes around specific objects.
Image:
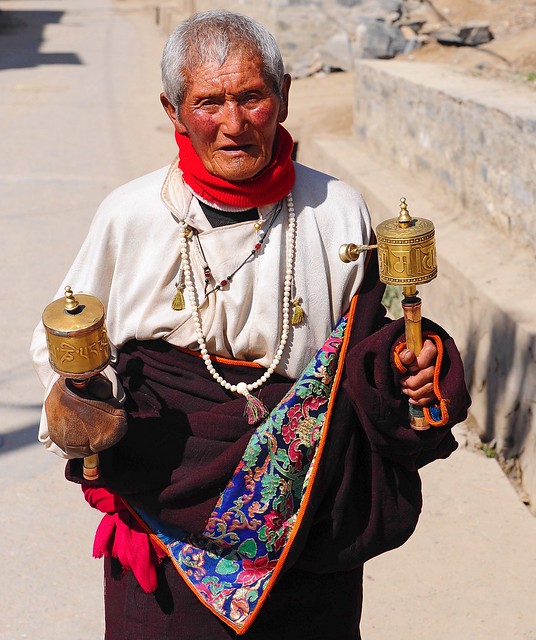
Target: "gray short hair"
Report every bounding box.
[161,10,286,109]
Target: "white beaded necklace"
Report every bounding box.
[179,192,296,423]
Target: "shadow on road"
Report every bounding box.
[0,421,41,454]
[0,10,82,70]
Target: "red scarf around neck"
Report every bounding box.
[175,124,295,208]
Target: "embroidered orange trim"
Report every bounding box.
[227,248,373,633]
[229,292,361,634]
[393,331,449,427]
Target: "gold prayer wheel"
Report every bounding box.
[42,286,111,379]
[339,198,437,289]
[42,286,111,480]
[340,198,438,431]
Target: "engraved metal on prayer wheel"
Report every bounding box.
[375,198,437,288]
[42,286,111,379]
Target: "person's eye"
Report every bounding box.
[197,97,222,109]
[241,92,262,105]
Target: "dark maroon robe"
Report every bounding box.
[66,255,470,639]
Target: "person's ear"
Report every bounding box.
[277,74,292,123]
[160,93,187,135]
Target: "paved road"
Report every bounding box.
[0,1,173,637]
[0,1,535,639]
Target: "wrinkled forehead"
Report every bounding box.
[182,47,268,91]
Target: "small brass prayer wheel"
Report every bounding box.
[42,286,111,480]
[42,286,111,380]
[340,198,438,431]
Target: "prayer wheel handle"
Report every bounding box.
[42,287,112,479]
[340,198,438,431]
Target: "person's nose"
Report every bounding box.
[220,101,247,136]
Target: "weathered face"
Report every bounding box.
[161,51,290,182]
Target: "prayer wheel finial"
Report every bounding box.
[63,286,80,313]
[397,197,412,228]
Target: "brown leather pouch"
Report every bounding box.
[45,376,128,455]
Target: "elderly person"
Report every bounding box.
[31,9,469,640]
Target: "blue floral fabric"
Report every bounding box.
[135,312,349,632]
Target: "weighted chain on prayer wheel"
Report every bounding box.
[339,198,437,431]
[42,286,111,479]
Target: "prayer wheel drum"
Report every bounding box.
[375,198,437,289]
[42,286,111,380]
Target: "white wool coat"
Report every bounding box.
[31,159,371,456]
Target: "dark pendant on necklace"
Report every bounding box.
[197,198,282,298]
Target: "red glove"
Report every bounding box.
[82,485,167,593]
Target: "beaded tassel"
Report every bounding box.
[242,390,269,425]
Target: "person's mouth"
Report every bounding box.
[218,143,257,155]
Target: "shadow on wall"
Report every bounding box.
[0,10,82,70]
[463,310,535,464]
